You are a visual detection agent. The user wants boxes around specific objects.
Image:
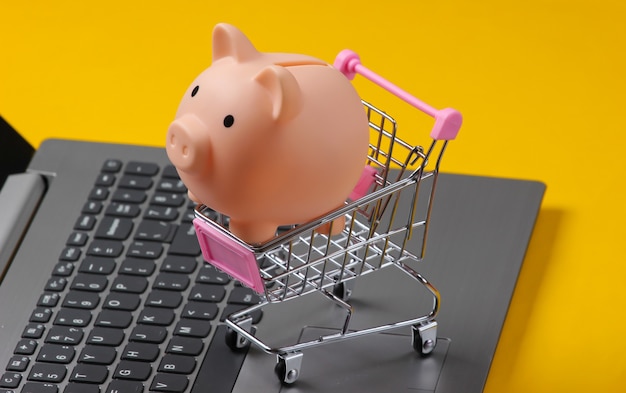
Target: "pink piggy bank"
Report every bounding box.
[166,23,369,244]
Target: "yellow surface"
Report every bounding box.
[1,1,625,391]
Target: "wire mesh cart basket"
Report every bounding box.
[192,49,462,384]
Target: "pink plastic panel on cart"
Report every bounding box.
[334,49,462,141]
[193,217,265,294]
[349,165,378,201]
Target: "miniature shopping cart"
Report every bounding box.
[192,49,462,384]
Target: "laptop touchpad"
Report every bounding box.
[233,325,450,393]
[278,327,450,392]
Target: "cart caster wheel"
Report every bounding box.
[225,328,250,352]
[412,321,438,356]
[275,352,303,385]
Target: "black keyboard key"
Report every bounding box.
[126,242,163,259]
[228,286,262,305]
[129,326,167,344]
[64,382,101,393]
[103,292,141,311]
[28,363,67,382]
[59,247,81,262]
[165,337,203,356]
[188,284,225,303]
[111,276,148,294]
[104,380,144,393]
[95,217,134,240]
[86,327,125,346]
[150,192,185,207]
[137,308,174,326]
[82,201,103,215]
[67,232,89,247]
[157,354,196,375]
[69,364,108,384]
[87,240,124,258]
[173,319,211,339]
[95,172,116,187]
[105,202,140,218]
[161,256,196,274]
[6,356,29,372]
[111,189,146,204]
[63,291,100,310]
[37,344,75,364]
[74,215,97,231]
[52,262,74,277]
[144,206,179,221]
[181,302,218,321]
[181,208,195,223]
[167,224,200,256]
[125,161,159,177]
[20,382,58,393]
[134,221,176,243]
[78,257,116,275]
[157,178,186,193]
[119,258,156,276]
[45,327,84,345]
[195,265,230,285]
[152,273,189,292]
[22,324,45,339]
[0,372,21,388]
[102,159,123,173]
[88,187,109,201]
[37,293,60,307]
[150,373,189,392]
[145,291,182,309]
[121,343,160,362]
[71,274,108,292]
[78,346,117,365]
[54,309,92,328]
[30,308,53,323]
[119,175,153,190]
[44,277,67,292]
[162,165,179,179]
[95,310,133,329]
[113,360,152,381]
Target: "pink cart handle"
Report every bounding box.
[334,49,462,141]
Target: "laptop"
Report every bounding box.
[0,115,545,393]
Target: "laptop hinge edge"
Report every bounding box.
[0,173,47,282]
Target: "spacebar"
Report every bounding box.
[191,325,249,393]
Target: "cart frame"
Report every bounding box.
[192,49,461,384]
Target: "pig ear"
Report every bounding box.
[254,65,303,123]
[212,23,259,62]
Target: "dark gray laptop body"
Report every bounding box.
[0,136,544,392]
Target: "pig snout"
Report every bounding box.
[166,114,210,174]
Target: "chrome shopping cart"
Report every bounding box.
[192,49,462,384]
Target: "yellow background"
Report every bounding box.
[1,1,625,391]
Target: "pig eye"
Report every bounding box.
[191,86,199,97]
[223,115,234,128]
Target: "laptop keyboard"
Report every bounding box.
[2,160,262,393]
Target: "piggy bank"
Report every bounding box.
[166,23,369,244]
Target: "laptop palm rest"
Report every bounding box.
[232,174,545,393]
